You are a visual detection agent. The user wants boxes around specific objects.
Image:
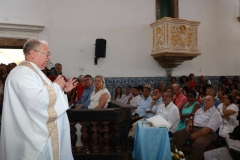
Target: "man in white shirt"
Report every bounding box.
[127,86,142,106]
[120,85,132,103]
[0,39,77,160]
[174,95,222,160]
[155,91,180,137]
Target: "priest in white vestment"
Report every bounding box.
[0,39,77,160]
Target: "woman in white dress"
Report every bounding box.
[218,94,239,138]
[88,75,111,109]
[76,75,111,152]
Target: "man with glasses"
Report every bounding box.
[75,75,94,109]
[0,39,77,160]
[74,75,94,151]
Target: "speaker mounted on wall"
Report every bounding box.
[94,38,106,65]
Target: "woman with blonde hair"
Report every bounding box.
[76,75,111,152]
[88,75,111,109]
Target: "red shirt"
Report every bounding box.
[189,80,197,90]
[76,85,85,101]
[173,93,187,111]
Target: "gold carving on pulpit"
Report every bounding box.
[150,17,201,76]
[166,23,169,45]
[155,27,164,48]
[170,25,193,47]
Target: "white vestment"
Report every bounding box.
[0,61,73,160]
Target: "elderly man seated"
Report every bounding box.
[172,84,187,111]
[174,95,222,160]
[201,87,220,107]
[129,90,178,138]
[154,91,180,137]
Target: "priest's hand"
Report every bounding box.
[64,77,78,93]
[54,75,66,89]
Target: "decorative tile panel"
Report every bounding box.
[105,76,238,97]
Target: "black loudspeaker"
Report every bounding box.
[95,39,106,58]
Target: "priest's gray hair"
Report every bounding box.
[23,39,48,55]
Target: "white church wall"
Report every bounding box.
[43,0,158,78]
[0,0,239,78]
[178,0,240,76]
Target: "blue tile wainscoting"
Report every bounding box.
[105,76,239,97]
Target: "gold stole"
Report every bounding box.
[19,61,59,160]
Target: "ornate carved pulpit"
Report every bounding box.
[150,17,201,76]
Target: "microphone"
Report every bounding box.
[47,62,58,78]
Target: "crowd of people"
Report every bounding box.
[111,75,239,160]
[0,41,240,159]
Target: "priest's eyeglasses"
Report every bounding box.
[35,50,51,57]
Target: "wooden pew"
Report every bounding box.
[67,100,136,160]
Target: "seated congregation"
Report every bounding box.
[66,72,239,159]
[1,63,240,159]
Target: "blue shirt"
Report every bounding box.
[146,97,164,118]
[201,97,220,108]
[75,84,94,109]
[133,96,152,118]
